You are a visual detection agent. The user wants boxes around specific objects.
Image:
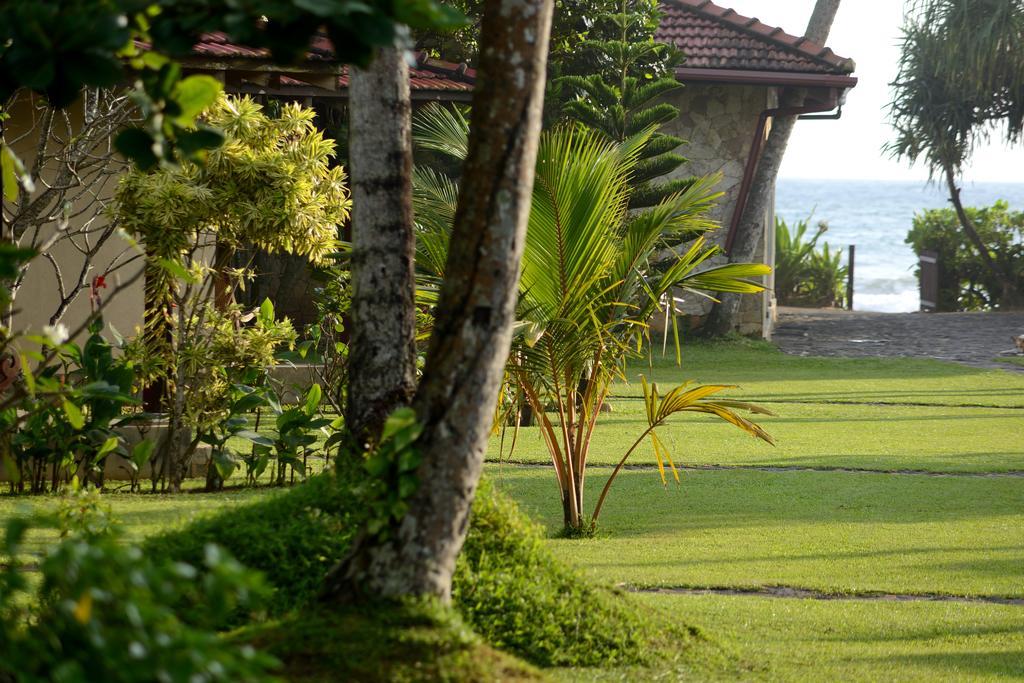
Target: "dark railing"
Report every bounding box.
[846,244,855,311]
[919,249,939,312]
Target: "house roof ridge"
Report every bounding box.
[662,0,855,74]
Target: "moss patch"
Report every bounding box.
[145,473,689,669]
[239,600,543,682]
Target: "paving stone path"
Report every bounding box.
[773,307,1024,371]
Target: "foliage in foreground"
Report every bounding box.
[906,200,1024,311]
[774,215,848,308]
[0,484,275,683]
[146,473,678,668]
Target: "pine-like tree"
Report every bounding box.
[554,0,696,208]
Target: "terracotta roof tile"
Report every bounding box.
[173,34,476,93]
[656,0,855,75]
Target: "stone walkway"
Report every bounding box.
[773,307,1024,371]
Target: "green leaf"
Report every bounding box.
[231,393,267,414]
[171,75,223,126]
[236,430,274,447]
[213,449,237,479]
[175,126,225,160]
[114,128,159,170]
[157,257,198,283]
[96,436,119,459]
[19,355,36,396]
[381,408,418,442]
[303,384,322,416]
[259,298,275,325]
[62,400,85,430]
[130,440,156,469]
[398,473,419,498]
[364,454,389,478]
[1,144,33,201]
[397,447,421,473]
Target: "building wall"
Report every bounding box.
[5,93,145,345]
[658,82,777,337]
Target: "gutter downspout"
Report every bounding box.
[724,88,845,253]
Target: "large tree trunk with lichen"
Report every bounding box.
[324,0,554,602]
[344,48,418,450]
[706,0,842,335]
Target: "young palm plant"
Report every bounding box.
[413,105,775,532]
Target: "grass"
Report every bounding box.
[494,401,1024,473]
[580,593,1024,682]
[491,467,1024,598]
[497,339,1024,680]
[994,355,1024,367]
[490,340,1024,473]
[3,338,1022,680]
[629,338,1024,407]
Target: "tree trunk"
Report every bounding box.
[344,48,418,451]
[325,0,554,602]
[706,0,842,336]
[212,239,235,312]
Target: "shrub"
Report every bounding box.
[144,472,361,616]
[1,317,138,494]
[774,216,848,308]
[0,484,276,683]
[145,472,672,668]
[454,481,662,667]
[905,200,1024,311]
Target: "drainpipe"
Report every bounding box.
[724,88,846,253]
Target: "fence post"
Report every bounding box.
[846,244,855,310]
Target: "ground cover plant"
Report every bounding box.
[0,485,277,683]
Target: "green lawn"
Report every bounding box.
[630,339,1024,407]
[492,467,1024,598]
[3,339,1022,681]
[493,400,1024,473]
[503,340,1024,680]
[491,340,1024,474]
[561,594,1024,682]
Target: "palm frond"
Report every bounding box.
[411,103,470,161]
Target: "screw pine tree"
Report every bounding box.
[555,0,696,209]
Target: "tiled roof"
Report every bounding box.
[656,0,855,75]
[189,32,335,62]
[338,57,475,93]
[165,34,476,94]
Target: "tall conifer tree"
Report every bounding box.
[554,0,695,208]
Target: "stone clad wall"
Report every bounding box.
[657,83,777,337]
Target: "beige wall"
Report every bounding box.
[5,92,144,344]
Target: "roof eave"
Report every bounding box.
[225,81,473,103]
[675,67,858,89]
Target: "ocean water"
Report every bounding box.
[774,179,1024,312]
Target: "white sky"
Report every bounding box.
[718,0,1023,182]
